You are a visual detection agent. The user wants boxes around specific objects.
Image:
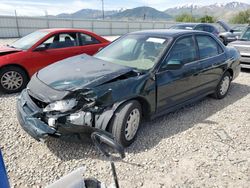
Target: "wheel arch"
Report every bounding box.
[0,63,30,80]
[226,68,234,80]
[104,96,151,131]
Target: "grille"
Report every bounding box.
[29,95,48,109]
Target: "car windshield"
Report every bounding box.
[95,34,169,70]
[233,26,246,32]
[240,27,250,40]
[11,31,49,50]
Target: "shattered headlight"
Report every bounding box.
[43,99,77,113]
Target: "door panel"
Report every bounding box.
[156,62,201,111]
[27,46,84,74]
[156,35,201,112]
[196,35,227,92]
[198,54,226,91]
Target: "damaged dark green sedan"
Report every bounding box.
[17,30,240,146]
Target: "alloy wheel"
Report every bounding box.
[1,71,23,91]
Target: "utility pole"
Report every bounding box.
[44,10,49,28]
[14,10,20,37]
[101,0,104,20]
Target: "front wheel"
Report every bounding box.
[213,72,231,99]
[0,66,28,94]
[109,100,142,147]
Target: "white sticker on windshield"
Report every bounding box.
[147,37,166,44]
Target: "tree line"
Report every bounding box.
[175,9,250,24]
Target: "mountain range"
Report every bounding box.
[165,2,250,20]
[55,2,250,21]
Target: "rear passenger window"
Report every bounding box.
[195,26,204,31]
[79,33,100,45]
[196,35,223,59]
[207,26,214,32]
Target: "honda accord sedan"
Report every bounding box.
[17,30,241,147]
[0,29,110,93]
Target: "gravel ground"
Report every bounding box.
[0,38,249,188]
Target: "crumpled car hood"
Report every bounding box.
[37,54,134,91]
[0,46,22,56]
[217,20,231,32]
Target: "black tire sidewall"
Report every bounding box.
[0,66,28,94]
[215,72,231,99]
[110,100,142,147]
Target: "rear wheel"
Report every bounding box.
[213,72,231,99]
[109,100,142,147]
[0,66,28,94]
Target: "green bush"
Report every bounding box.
[199,15,215,23]
[230,9,250,24]
[176,13,196,22]
[175,13,215,23]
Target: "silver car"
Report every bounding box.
[217,20,244,45]
[228,26,250,69]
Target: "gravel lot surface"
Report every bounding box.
[0,38,249,188]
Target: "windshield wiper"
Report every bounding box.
[6,44,16,48]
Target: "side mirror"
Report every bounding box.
[91,131,125,160]
[230,29,235,33]
[164,59,183,70]
[91,131,125,188]
[34,44,47,51]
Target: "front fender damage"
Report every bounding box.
[50,87,124,135]
[21,69,147,141]
[95,101,124,130]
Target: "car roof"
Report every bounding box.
[175,23,215,27]
[38,28,92,33]
[130,29,209,38]
[174,23,197,27]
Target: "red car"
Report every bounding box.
[0,29,110,93]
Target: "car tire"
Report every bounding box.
[109,100,142,147]
[0,66,28,94]
[213,72,231,99]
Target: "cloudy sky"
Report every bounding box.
[0,0,250,16]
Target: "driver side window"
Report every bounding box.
[41,33,78,49]
[161,36,197,70]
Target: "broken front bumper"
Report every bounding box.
[16,90,57,141]
[16,89,103,142]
